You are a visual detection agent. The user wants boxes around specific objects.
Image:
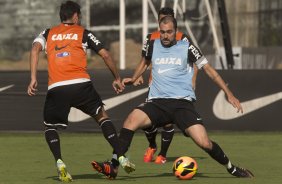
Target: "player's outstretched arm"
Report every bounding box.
[192,64,198,91]
[132,57,147,86]
[133,76,144,86]
[27,42,42,96]
[202,63,243,113]
[123,57,150,86]
[98,48,124,94]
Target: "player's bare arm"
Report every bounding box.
[133,75,144,86]
[98,48,124,94]
[202,63,243,113]
[122,58,151,86]
[132,57,146,86]
[192,64,198,90]
[27,42,42,96]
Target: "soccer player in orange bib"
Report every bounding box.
[27,1,133,181]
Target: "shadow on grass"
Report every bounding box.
[47,171,234,181]
[125,172,234,180]
[46,173,108,181]
[166,156,207,162]
[194,172,235,179]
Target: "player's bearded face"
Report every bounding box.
[160,22,176,47]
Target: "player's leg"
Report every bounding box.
[118,108,152,172]
[120,100,172,168]
[43,86,73,182]
[92,109,150,176]
[97,108,152,173]
[174,101,253,178]
[73,82,129,178]
[93,100,170,176]
[119,108,153,153]
[73,82,123,158]
[93,108,123,159]
[142,126,157,162]
[44,127,73,182]
[44,128,62,162]
[186,124,254,178]
[155,124,174,164]
[91,108,135,178]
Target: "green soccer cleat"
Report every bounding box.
[118,156,136,174]
[57,159,73,182]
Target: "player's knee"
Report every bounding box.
[124,109,149,130]
[200,140,213,151]
[124,113,134,124]
[123,113,139,130]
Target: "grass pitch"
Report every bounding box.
[0,132,281,184]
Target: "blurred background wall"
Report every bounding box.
[0,0,281,132]
[0,0,281,69]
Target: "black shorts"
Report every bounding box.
[136,99,203,133]
[43,81,103,128]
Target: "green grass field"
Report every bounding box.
[0,132,281,184]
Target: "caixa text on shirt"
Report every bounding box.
[154,57,182,65]
[51,33,78,41]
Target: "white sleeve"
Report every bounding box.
[195,56,208,69]
[33,34,46,50]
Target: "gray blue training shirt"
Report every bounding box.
[145,39,208,101]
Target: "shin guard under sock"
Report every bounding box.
[45,128,62,161]
[159,125,174,157]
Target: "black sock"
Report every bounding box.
[119,128,135,155]
[99,119,122,158]
[204,141,229,165]
[111,157,120,168]
[159,125,174,157]
[45,129,62,161]
[143,126,157,148]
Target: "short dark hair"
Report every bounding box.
[59,1,81,22]
[158,7,175,20]
[159,16,177,30]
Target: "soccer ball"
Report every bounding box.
[172,156,198,180]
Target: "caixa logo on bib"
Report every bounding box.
[56,52,70,58]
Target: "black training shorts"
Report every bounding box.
[136,99,203,133]
[43,81,103,128]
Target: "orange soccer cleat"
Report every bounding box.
[143,147,157,162]
[154,155,167,164]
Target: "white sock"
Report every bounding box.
[112,153,117,160]
[226,161,232,169]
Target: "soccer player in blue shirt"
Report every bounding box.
[137,7,198,164]
[93,15,254,179]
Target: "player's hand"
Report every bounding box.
[227,95,243,113]
[112,79,124,94]
[133,76,144,86]
[122,78,134,86]
[27,79,38,96]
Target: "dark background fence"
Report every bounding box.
[0,70,281,132]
